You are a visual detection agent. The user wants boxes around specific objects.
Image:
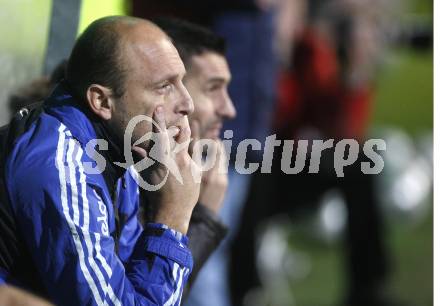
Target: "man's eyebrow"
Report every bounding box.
[206,76,231,84]
[152,71,186,86]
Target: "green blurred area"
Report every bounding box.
[372,49,433,135]
[78,0,127,34]
[0,0,51,55]
[410,0,433,18]
[0,0,51,124]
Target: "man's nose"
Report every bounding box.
[176,84,194,116]
[217,92,236,120]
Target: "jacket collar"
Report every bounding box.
[44,81,127,184]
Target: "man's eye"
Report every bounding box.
[158,83,173,93]
[207,84,222,92]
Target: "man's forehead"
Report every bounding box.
[124,36,185,82]
[147,40,186,81]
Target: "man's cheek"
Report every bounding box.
[195,103,213,122]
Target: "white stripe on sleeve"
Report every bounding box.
[56,125,104,305]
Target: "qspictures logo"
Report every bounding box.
[82,115,386,191]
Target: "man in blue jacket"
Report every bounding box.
[1,16,202,305]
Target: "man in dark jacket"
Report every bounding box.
[155,18,236,294]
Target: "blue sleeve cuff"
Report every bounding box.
[142,223,193,270]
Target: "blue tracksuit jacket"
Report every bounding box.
[2,85,193,305]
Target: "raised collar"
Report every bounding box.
[44,82,127,183]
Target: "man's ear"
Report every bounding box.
[86,84,114,120]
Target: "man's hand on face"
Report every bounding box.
[189,121,228,215]
[132,106,201,234]
[198,139,228,215]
